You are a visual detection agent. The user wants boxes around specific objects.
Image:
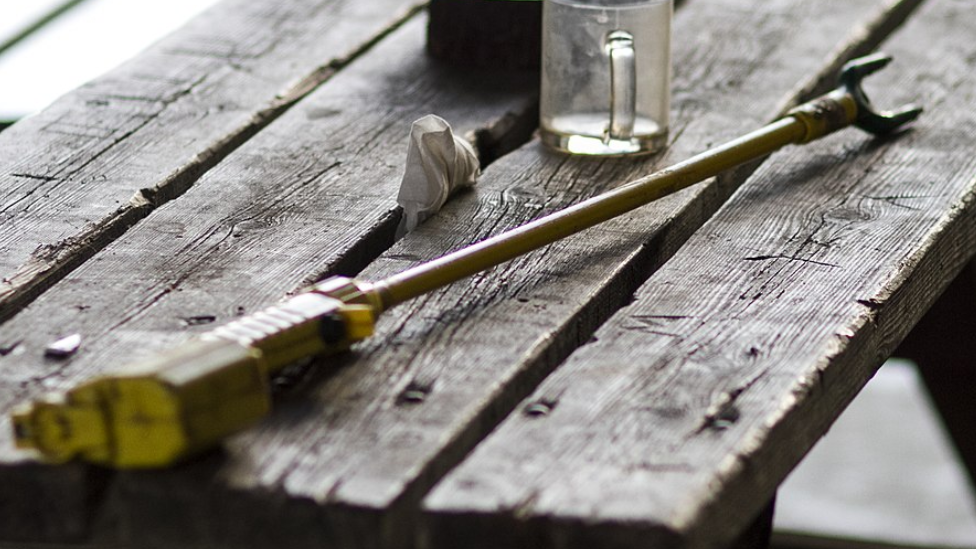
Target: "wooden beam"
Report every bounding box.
[422,0,975,547]
[0,0,426,323]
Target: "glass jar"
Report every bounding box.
[540,0,672,155]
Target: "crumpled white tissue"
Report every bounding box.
[396,114,480,239]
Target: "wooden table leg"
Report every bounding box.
[729,497,776,549]
[896,262,976,491]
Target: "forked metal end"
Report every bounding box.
[840,53,923,135]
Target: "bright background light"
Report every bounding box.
[0,0,221,122]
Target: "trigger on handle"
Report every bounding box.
[607,30,637,142]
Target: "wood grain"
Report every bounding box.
[104,0,923,548]
[0,0,427,323]
[423,1,976,548]
[0,13,539,545]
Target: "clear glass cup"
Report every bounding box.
[540,0,672,156]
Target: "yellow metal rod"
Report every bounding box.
[374,117,807,309]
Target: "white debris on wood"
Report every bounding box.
[396,114,480,239]
[45,333,81,358]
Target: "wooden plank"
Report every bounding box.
[101,0,923,548]
[0,12,539,546]
[0,0,427,323]
[422,0,976,547]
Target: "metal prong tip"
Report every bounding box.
[839,54,924,135]
[892,104,924,120]
[847,52,892,75]
[841,53,893,87]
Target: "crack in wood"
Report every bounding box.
[697,367,773,434]
[863,192,939,211]
[0,341,20,356]
[9,173,58,182]
[856,297,885,311]
[742,255,842,268]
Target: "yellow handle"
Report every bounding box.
[12,278,379,468]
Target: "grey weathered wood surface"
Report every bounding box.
[99,0,922,548]
[0,1,961,549]
[422,1,976,548]
[0,11,539,545]
[0,0,427,323]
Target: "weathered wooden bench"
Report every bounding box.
[0,0,972,548]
